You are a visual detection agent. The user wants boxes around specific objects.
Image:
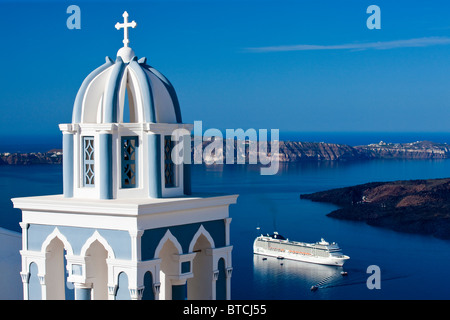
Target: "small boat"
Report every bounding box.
[341,271,348,276]
[310,285,318,292]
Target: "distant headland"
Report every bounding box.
[301,177,450,240]
[1,140,450,165]
[276,140,450,161]
[0,149,62,165]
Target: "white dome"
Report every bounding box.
[72,53,182,125]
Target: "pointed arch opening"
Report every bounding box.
[41,228,75,300]
[155,230,183,300]
[81,232,113,300]
[84,239,109,300]
[216,258,227,300]
[118,69,141,124]
[142,271,155,300]
[188,232,214,300]
[115,272,131,300]
[28,262,41,300]
[45,237,69,300]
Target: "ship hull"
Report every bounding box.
[253,235,350,267]
[253,246,349,266]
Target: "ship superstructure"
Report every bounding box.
[253,232,349,266]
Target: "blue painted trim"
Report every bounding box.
[63,133,74,198]
[64,255,75,300]
[142,64,183,123]
[148,134,162,198]
[99,133,113,199]
[183,134,192,195]
[181,261,190,273]
[27,225,132,260]
[75,287,91,300]
[172,283,187,300]
[72,264,82,276]
[72,57,113,123]
[104,56,125,123]
[141,220,226,260]
[183,163,191,195]
[128,59,156,123]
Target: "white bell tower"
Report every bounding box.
[12,12,238,300]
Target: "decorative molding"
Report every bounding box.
[40,227,74,256]
[129,286,145,300]
[108,285,118,296]
[74,282,93,290]
[77,123,117,132]
[20,272,30,283]
[20,249,46,260]
[154,229,183,258]
[14,194,238,219]
[153,282,161,295]
[128,229,144,238]
[143,123,194,135]
[19,222,29,230]
[80,230,116,259]
[59,124,77,134]
[188,224,215,252]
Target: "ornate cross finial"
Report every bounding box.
[115,11,137,48]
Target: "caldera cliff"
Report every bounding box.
[300,178,450,239]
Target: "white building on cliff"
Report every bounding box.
[12,12,238,300]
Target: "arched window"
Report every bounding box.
[164,136,176,188]
[116,272,131,300]
[28,262,41,300]
[142,271,154,300]
[216,258,226,300]
[121,136,138,188]
[83,136,95,186]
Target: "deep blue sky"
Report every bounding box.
[1,0,450,145]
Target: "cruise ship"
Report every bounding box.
[253,232,350,266]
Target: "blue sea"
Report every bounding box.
[2,133,450,300]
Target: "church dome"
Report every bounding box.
[72,50,182,125]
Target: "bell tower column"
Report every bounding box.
[99,128,114,199]
[147,132,162,198]
[60,124,76,198]
[74,282,92,300]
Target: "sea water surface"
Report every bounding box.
[2,158,450,300]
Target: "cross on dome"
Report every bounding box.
[115,11,137,48]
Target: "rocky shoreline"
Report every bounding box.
[300,178,450,239]
[276,140,450,161]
